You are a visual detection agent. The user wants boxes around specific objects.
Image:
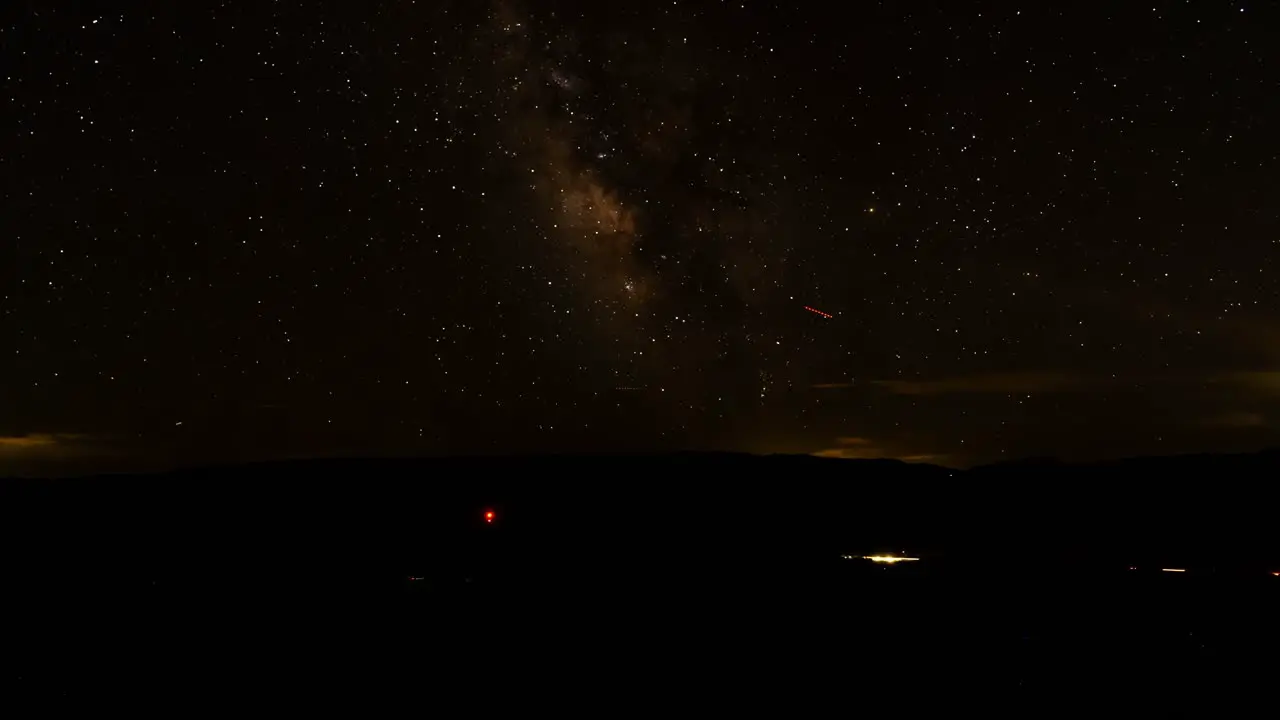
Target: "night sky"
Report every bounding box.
[3,1,1278,474]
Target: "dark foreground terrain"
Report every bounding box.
[5,452,1280,709]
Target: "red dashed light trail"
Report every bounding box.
[803,306,834,319]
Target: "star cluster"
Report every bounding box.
[2,1,1278,472]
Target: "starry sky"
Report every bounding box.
[3,1,1278,474]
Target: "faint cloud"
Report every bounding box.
[812,435,942,464]
[0,433,83,451]
[0,433,128,476]
[1216,371,1280,393]
[1202,411,1266,428]
[0,433,101,461]
[872,372,1090,396]
[811,382,855,389]
[813,447,940,463]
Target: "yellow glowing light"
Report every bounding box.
[1161,568,1186,573]
[863,555,919,564]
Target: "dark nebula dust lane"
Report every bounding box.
[3,1,1279,473]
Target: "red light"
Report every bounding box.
[484,510,495,523]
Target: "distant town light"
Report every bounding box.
[1161,568,1186,573]
[863,555,919,564]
